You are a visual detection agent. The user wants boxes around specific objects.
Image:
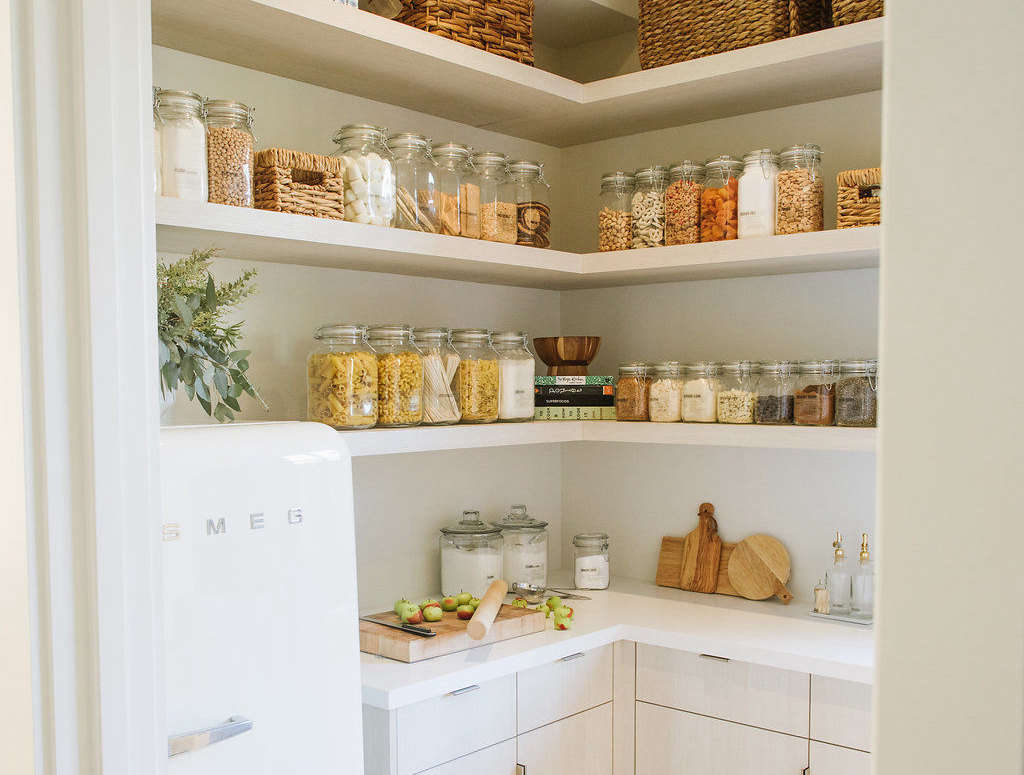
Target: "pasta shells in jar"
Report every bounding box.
[631,166,668,248]
[306,323,378,429]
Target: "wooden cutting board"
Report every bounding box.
[727,535,794,604]
[679,502,722,593]
[359,604,545,663]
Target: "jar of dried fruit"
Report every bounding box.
[631,166,668,248]
[682,361,720,423]
[391,132,439,233]
[648,361,683,422]
[835,359,878,427]
[306,323,378,430]
[615,362,650,421]
[205,98,255,207]
[509,160,551,248]
[333,123,396,227]
[452,328,499,423]
[665,161,704,246]
[738,148,779,238]
[717,360,757,424]
[793,359,838,426]
[755,360,795,425]
[367,324,423,427]
[473,151,517,244]
[700,155,742,242]
[776,143,824,234]
[598,170,634,252]
[413,327,460,426]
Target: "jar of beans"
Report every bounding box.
[509,160,551,248]
[776,143,824,234]
[701,155,742,242]
[452,329,499,423]
[615,362,650,421]
[665,161,704,246]
[367,324,423,427]
[835,359,878,427]
[717,360,757,424]
[631,166,668,248]
[648,361,683,422]
[205,99,255,207]
[793,360,838,426]
[755,360,795,424]
[598,170,634,251]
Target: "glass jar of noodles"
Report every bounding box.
[306,323,378,430]
[452,328,499,423]
[413,327,460,425]
[367,324,423,427]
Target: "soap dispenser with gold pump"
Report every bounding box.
[826,532,851,614]
[851,532,875,620]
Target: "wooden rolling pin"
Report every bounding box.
[467,579,508,640]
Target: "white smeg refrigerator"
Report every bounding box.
[160,422,363,773]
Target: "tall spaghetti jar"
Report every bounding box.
[390,131,438,233]
[414,327,460,426]
[431,141,472,236]
[700,155,742,242]
[452,328,499,423]
[306,324,378,429]
[474,151,517,244]
[665,161,704,245]
[509,160,552,248]
[367,324,423,427]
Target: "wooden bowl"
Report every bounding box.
[533,336,601,376]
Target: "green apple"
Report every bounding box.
[553,615,571,631]
[469,597,481,610]
[418,599,440,611]
[553,606,573,619]
[456,604,474,620]
[401,606,424,625]
[512,597,529,609]
[545,596,563,610]
[393,598,412,615]
[440,595,458,612]
[396,602,419,620]
[422,604,443,622]
[455,592,473,606]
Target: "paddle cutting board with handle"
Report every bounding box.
[679,502,722,593]
[727,534,794,604]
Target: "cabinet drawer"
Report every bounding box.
[636,644,809,736]
[636,701,807,775]
[415,739,517,775]
[517,643,614,733]
[810,676,872,751]
[396,675,515,775]
[517,702,613,775]
[809,741,871,775]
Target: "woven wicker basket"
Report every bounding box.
[637,0,824,70]
[836,167,881,229]
[254,148,347,220]
[395,0,534,65]
[831,0,883,27]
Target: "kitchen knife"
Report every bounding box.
[360,617,437,637]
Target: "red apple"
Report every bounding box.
[402,607,423,625]
[456,604,474,620]
[441,596,458,612]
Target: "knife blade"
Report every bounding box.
[360,617,437,637]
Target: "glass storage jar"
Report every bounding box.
[598,170,634,252]
[205,98,255,207]
[776,143,824,234]
[333,123,396,227]
[793,359,838,426]
[306,324,378,430]
[431,142,474,237]
[452,329,499,423]
[648,361,683,422]
[701,155,742,242]
[835,359,878,427]
[473,151,517,244]
[493,504,548,589]
[390,132,438,233]
[152,87,162,195]
[682,361,720,422]
[738,148,779,238]
[367,324,423,427]
[573,533,610,590]
[413,327,460,425]
[155,89,207,201]
[717,360,757,424]
[755,360,795,424]
[615,362,650,421]
[631,165,668,248]
[509,160,551,248]
[665,161,704,246]
[491,331,535,422]
[440,511,504,598]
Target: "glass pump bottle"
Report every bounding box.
[826,532,851,614]
[851,533,875,619]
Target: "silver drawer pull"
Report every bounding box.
[560,652,585,662]
[698,653,731,663]
[446,684,480,697]
[168,715,253,758]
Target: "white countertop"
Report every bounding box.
[360,575,875,709]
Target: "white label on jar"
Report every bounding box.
[575,555,609,589]
[160,119,207,201]
[682,378,717,421]
[738,166,777,238]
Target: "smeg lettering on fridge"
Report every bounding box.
[161,507,305,542]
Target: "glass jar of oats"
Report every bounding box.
[473,151,517,244]
[452,328,499,423]
[367,324,423,427]
[648,361,683,422]
[306,324,378,430]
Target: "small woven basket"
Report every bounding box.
[394,0,534,65]
[637,0,824,70]
[254,148,346,220]
[831,0,884,27]
[836,167,881,228]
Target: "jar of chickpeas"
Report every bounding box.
[306,324,378,430]
[451,328,499,423]
[367,324,424,427]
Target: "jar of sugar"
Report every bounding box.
[439,511,503,598]
[493,504,548,589]
[491,331,535,422]
[572,533,610,590]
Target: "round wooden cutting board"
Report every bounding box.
[727,534,793,603]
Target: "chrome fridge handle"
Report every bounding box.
[168,715,253,758]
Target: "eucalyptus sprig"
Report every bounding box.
[157,248,266,422]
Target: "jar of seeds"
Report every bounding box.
[835,359,878,427]
[631,166,668,248]
[648,361,683,422]
[755,360,795,424]
[665,161,704,245]
[598,170,634,251]
[452,329,499,423]
[368,324,423,427]
[615,362,650,421]
[776,143,824,234]
[793,359,838,426]
[205,99,255,207]
[717,360,757,424]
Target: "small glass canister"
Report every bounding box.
[491,331,535,422]
[452,328,499,423]
[793,359,838,426]
[306,324,378,430]
[701,155,742,242]
[205,98,255,207]
[738,148,779,238]
[598,170,634,252]
[665,161,704,246]
[473,151,517,244]
[155,89,208,201]
[493,504,548,589]
[367,324,423,427]
[509,160,551,248]
[413,327,460,426]
[615,362,650,421]
[682,361,720,422]
[776,143,824,234]
[440,511,504,597]
[333,123,396,227]
[648,361,683,423]
[391,132,439,233]
[717,360,757,424]
[631,165,668,248]
[835,359,878,427]
[755,360,795,424]
[573,533,610,590]
[431,142,473,236]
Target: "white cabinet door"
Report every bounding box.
[517,643,614,733]
[416,739,517,775]
[636,644,810,736]
[635,701,807,775]
[809,741,871,775]
[810,676,872,752]
[517,703,613,775]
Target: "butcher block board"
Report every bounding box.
[360,604,546,663]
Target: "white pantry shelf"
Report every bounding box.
[151,0,884,146]
[155,198,879,289]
